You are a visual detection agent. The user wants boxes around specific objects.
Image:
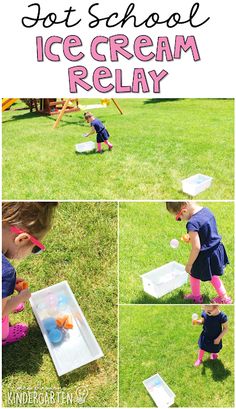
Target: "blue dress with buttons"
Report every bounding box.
[198,311,228,353]
[186,208,229,281]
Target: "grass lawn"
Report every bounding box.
[119,202,234,304]
[2,98,234,200]
[2,202,117,407]
[119,305,234,407]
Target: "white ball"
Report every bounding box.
[192,313,198,320]
[170,239,179,249]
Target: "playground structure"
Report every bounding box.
[52,98,123,129]
[2,98,123,128]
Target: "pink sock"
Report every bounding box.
[190,276,201,297]
[211,276,226,297]
[104,140,112,148]
[97,143,102,152]
[198,349,205,361]
[2,316,9,340]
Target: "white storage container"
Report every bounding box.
[143,373,176,408]
[75,141,96,153]
[141,261,187,299]
[181,173,213,196]
[30,281,103,376]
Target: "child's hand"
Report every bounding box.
[185,263,192,274]
[214,337,221,345]
[18,288,31,303]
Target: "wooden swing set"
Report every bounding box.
[52,98,123,129]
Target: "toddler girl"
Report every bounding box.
[84,112,113,153]
[166,201,232,304]
[2,202,58,346]
[193,305,228,366]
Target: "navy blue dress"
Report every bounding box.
[91,118,110,143]
[186,208,229,281]
[198,311,228,353]
[2,253,16,298]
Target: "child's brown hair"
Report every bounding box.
[84,112,93,120]
[166,201,189,213]
[2,202,58,237]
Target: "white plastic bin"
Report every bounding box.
[143,373,176,407]
[181,174,213,196]
[30,281,103,376]
[75,141,96,153]
[141,261,187,299]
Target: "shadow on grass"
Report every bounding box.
[58,361,101,388]
[201,359,231,381]
[143,99,183,105]
[132,290,212,305]
[2,112,41,124]
[2,325,46,378]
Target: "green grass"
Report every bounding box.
[2,202,117,407]
[119,202,234,304]
[119,305,234,407]
[2,98,234,200]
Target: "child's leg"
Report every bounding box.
[97,142,102,152]
[195,349,205,366]
[210,353,218,360]
[211,276,232,303]
[184,276,203,302]
[211,275,226,296]
[104,140,113,149]
[190,276,201,296]
[2,316,10,340]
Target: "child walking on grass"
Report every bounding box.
[2,202,58,346]
[166,201,232,304]
[193,305,228,367]
[84,112,113,153]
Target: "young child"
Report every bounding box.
[84,112,113,153]
[166,201,232,304]
[2,202,58,346]
[193,305,228,366]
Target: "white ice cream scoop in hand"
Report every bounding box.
[192,313,198,325]
[170,239,179,249]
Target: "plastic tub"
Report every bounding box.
[143,373,176,407]
[75,141,96,153]
[141,261,187,299]
[181,174,213,196]
[30,281,103,376]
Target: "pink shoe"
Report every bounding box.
[194,359,202,367]
[184,293,203,303]
[2,323,28,346]
[108,145,113,151]
[13,303,25,313]
[211,295,232,304]
[210,353,218,360]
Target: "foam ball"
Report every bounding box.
[48,328,63,344]
[170,239,179,249]
[43,317,57,332]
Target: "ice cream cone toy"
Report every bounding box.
[181,234,191,243]
[170,234,191,249]
[15,280,29,292]
[192,313,198,325]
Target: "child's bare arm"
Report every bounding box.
[185,231,201,273]
[214,322,228,344]
[86,126,96,137]
[2,289,31,316]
